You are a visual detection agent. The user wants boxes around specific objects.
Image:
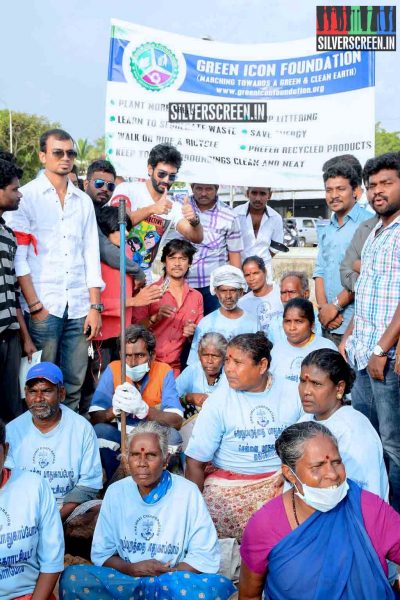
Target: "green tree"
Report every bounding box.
[375,122,400,155]
[0,110,60,184]
[75,138,94,176]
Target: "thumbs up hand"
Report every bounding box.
[181,195,199,225]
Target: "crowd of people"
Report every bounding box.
[0,131,399,599]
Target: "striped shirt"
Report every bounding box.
[176,196,243,288]
[0,218,19,334]
[346,216,400,369]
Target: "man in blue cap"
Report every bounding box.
[5,361,103,521]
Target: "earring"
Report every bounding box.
[336,393,343,401]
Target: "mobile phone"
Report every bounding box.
[85,325,92,338]
[160,276,170,295]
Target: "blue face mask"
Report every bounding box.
[126,362,150,382]
[289,467,349,512]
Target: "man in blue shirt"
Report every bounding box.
[314,162,370,346]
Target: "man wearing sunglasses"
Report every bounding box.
[6,128,104,413]
[84,159,116,210]
[110,144,203,282]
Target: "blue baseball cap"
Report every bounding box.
[26,362,64,385]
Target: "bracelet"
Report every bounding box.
[30,306,43,316]
[28,300,41,309]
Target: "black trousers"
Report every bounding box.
[0,329,22,423]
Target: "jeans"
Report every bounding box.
[28,307,88,412]
[195,286,220,317]
[94,422,183,483]
[352,359,400,512]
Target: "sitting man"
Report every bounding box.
[89,325,184,482]
[187,265,258,363]
[6,361,103,522]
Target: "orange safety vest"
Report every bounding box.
[109,360,172,408]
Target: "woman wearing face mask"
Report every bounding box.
[239,422,400,600]
[270,298,336,408]
[298,349,388,500]
[89,325,184,484]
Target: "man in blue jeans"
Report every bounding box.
[345,152,400,512]
[6,129,104,411]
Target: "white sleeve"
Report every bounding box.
[175,366,194,397]
[37,478,65,572]
[185,394,224,462]
[82,200,105,290]
[91,487,118,565]
[6,196,32,277]
[76,423,103,491]
[182,486,220,573]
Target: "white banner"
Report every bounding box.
[105,20,375,188]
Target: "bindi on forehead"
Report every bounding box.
[140,448,145,452]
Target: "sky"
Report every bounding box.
[0,0,398,142]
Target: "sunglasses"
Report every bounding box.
[92,179,116,192]
[156,170,178,182]
[51,149,78,159]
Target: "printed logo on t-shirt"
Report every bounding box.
[250,405,275,428]
[287,356,303,382]
[134,514,161,541]
[0,506,11,532]
[127,215,169,272]
[32,447,55,469]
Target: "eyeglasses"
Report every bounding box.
[156,170,178,182]
[91,179,116,192]
[51,149,78,159]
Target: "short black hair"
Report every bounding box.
[86,159,116,181]
[301,348,356,394]
[161,238,197,277]
[39,129,74,152]
[242,255,267,273]
[0,419,5,446]
[96,206,132,237]
[148,144,182,170]
[283,297,315,326]
[322,154,362,186]
[0,150,16,164]
[363,152,400,185]
[0,159,23,189]
[228,332,273,366]
[118,324,156,354]
[323,162,359,190]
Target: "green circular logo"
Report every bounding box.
[129,42,179,91]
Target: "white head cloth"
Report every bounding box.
[210,265,247,296]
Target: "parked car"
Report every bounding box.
[291,217,319,247]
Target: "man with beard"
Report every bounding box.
[314,162,370,346]
[5,361,102,522]
[110,144,203,282]
[344,152,400,513]
[187,265,258,364]
[84,159,117,211]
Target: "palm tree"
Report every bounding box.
[75,138,94,176]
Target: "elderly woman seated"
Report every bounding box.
[185,332,303,541]
[239,422,400,600]
[0,419,64,600]
[60,422,235,600]
[176,332,228,409]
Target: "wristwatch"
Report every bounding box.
[90,303,104,313]
[188,215,201,227]
[372,344,388,357]
[332,297,344,312]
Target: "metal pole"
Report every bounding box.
[118,197,127,459]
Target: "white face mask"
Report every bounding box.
[126,362,150,382]
[289,468,349,513]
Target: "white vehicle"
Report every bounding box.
[292,217,319,246]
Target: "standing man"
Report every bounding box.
[234,187,283,282]
[84,159,117,211]
[0,159,36,422]
[177,183,243,315]
[6,129,104,412]
[345,152,400,512]
[110,144,203,281]
[314,162,370,346]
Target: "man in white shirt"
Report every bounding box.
[6,129,104,411]
[110,144,203,282]
[234,187,284,281]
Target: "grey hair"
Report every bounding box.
[280,270,309,293]
[127,422,169,460]
[275,422,338,472]
[198,332,228,356]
